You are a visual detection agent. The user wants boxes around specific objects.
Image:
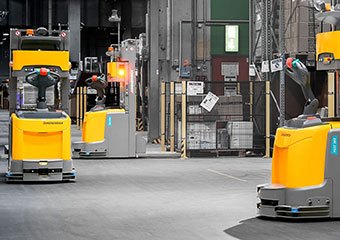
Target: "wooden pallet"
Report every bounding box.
[187,149,247,158]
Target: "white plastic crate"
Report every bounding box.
[230,134,253,149]
[227,121,253,135]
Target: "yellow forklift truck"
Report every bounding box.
[72,40,147,158]
[7,27,76,181]
[257,6,340,218]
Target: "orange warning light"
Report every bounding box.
[26,29,34,36]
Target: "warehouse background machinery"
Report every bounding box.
[0,0,260,157]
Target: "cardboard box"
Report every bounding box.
[188,105,202,115]
[227,121,253,135]
[230,134,253,149]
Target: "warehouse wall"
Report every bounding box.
[210,0,249,83]
[210,0,249,56]
[147,0,212,140]
[0,0,147,79]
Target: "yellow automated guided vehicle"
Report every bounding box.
[73,40,147,158]
[257,21,340,218]
[7,27,76,181]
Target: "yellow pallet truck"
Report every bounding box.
[6,27,76,182]
[257,23,340,218]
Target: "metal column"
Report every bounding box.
[148,0,160,141]
[66,0,81,115]
[328,71,335,118]
[68,0,80,65]
[170,81,175,152]
[263,0,272,158]
[48,0,52,34]
[279,0,285,127]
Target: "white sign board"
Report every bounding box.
[221,62,239,76]
[261,60,270,73]
[249,66,256,77]
[271,58,283,72]
[200,92,219,112]
[187,81,204,96]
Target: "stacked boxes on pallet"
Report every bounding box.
[186,95,243,122]
[177,94,246,151]
[227,121,253,149]
[186,122,216,150]
[284,0,329,54]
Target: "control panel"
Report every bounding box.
[318,53,334,65]
[23,67,59,73]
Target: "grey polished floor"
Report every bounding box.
[0,156,339,240]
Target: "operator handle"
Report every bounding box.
[286,58,319,115]
[25,67,60,109]
[25,68,60,88]
[85,74,107,101]
[286,58,314,101]
[25,68,60,96]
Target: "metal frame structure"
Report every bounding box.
[249,0,285,157]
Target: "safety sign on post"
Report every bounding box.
[200,92,219,112]
[261,60,270,73]
[187,81,204,96]
[270,58,283,73]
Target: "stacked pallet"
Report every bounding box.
[176,94,253,153]
[186,122,216,150]
[185,95,243,122]
[227,122,253,149]
[284,0,329,54]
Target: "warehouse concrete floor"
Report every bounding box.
[0,156,340,240]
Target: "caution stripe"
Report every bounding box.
[136,118,144,131]
[181,139,187,159]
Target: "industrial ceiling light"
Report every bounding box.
[108,9,121,23]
